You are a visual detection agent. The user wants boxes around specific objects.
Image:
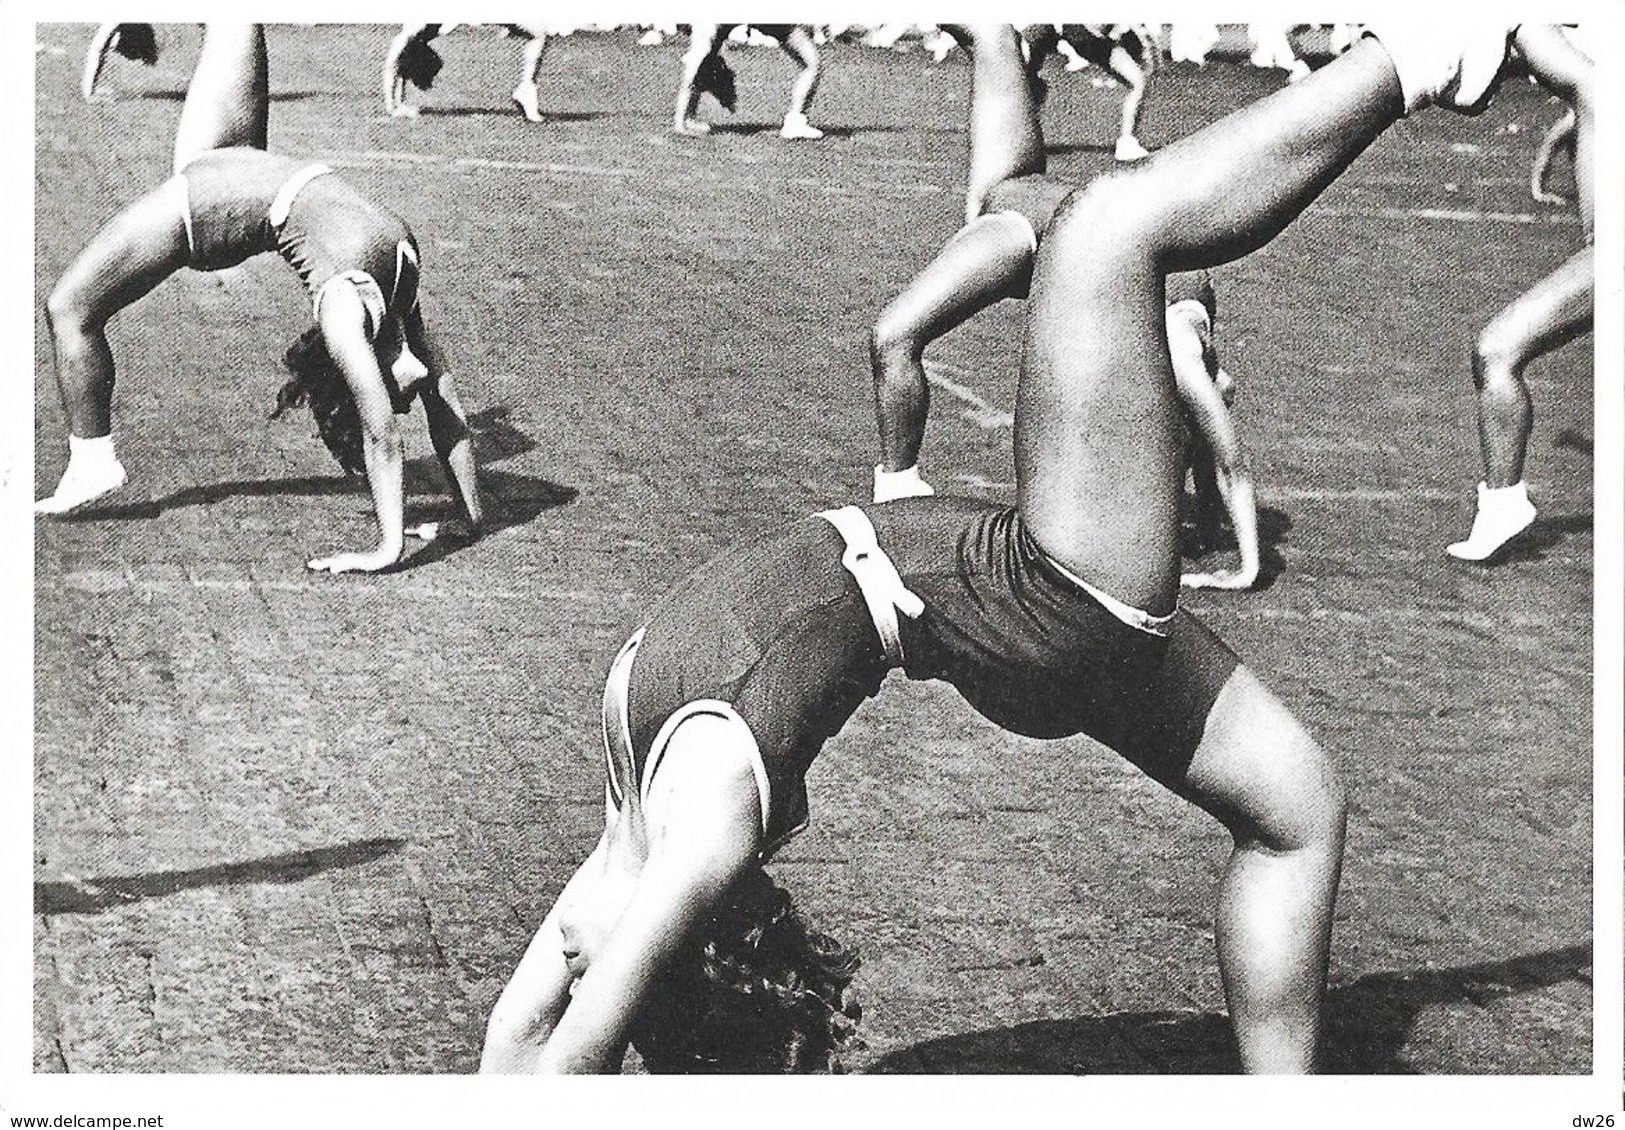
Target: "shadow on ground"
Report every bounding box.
[57,405,576,567]
[131,89,326,103]
[393,466,578,570]
[1180,502,1293,590]
[66,475,372,521]
[35,836,406,916]
[410,105,622,124]
[466,406,535,464]
[1554,428,1592,456]
[61,464,574,522]
[1460,511,1592,567]
[1042,141,1115,159]
[862,943,1590,1074]
[685,122,868,140]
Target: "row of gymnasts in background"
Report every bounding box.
[84,23,1440,163]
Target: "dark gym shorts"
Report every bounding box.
[870,497,1240,760]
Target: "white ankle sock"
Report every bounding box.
[1479,480,1530,514]
[37,434,127,514]
[68,432,118,466]
[1446,480,1536,560]
[873,464,934,503]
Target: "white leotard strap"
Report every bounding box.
[267,163,335,228]
[643,699,772,840]
[1039,551,1175,637]
[171,175,196,259]
[603,633,773,840]
[815,505,924,666]
[600,630,642,810]
[391,239,420,313]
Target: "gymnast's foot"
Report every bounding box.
[779,112,824,140]
[1114,135,1150,161]
[873,464,935,503]
[512,81,544,122]
[1446,481,1536,561]
[35,435,127,515]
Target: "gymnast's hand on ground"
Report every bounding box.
[405,516,479,543]
[1181,566,1256,592]
[307,544,404,575]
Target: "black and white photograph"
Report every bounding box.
[9,9,1622,1127]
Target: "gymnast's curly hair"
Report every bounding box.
[629,868,863,1073]
[270,326,365,474]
